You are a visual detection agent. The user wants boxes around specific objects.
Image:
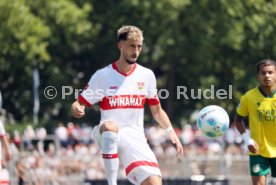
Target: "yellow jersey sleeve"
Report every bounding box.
[236,95,248,117]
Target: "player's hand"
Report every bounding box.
[71,101,85,118]
[168,131,184,156]
[248,141,259,154]
[242,132,259,154]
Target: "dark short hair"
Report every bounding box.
[117,32,128,42]
[256,59,276,74]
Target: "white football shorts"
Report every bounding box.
[92,123,161,185]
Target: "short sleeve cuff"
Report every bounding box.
[78,95,92,107]
[236,108,247,117]
[147,98,160,106]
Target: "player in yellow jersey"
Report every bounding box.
[235,59,276,185]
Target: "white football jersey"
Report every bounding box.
[79,63,159,132]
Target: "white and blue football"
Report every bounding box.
[197,105,230,138]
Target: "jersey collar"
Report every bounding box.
[112,62,137,77]
[258,86,276,98]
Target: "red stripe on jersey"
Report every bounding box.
[0,134,5,138]
[102,153,119,159]
[112,62,137,76]
[0,181,9,185]
[146,97,160,106]
[78,95,92,107]
[100,95,146,110]
[125,161,159,175]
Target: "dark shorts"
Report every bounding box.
[249,155,276,177]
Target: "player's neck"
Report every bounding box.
[116,59,135,74]
[260,85,276,97]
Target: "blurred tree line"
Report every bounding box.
[0,0,275,129]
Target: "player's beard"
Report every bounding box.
[126,59,136,65]
[123,54,137,65]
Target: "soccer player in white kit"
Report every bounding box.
[71,25,183,185]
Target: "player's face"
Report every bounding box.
[119,38,143,64]
[257,65,276,88]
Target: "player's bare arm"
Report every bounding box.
[1,135,11,162]
[234,113,259,154]
[71,100,86,118]
[149,104,184,156]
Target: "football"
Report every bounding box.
[197,105,230,138]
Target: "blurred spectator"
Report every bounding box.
[224,124,242,155]
[207,140,222,155]
[67,122,76,146]
[15,158,27,185]
[7,133,19,156]
[8,122,252,184]
[180,124,193,146]
[80,123,93,145]
[12,130,21,149]
[36,127,47,141]
[55,123,68,148]
[72,123,82,144]
[36,127,47,155]
[23,125,35,150]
